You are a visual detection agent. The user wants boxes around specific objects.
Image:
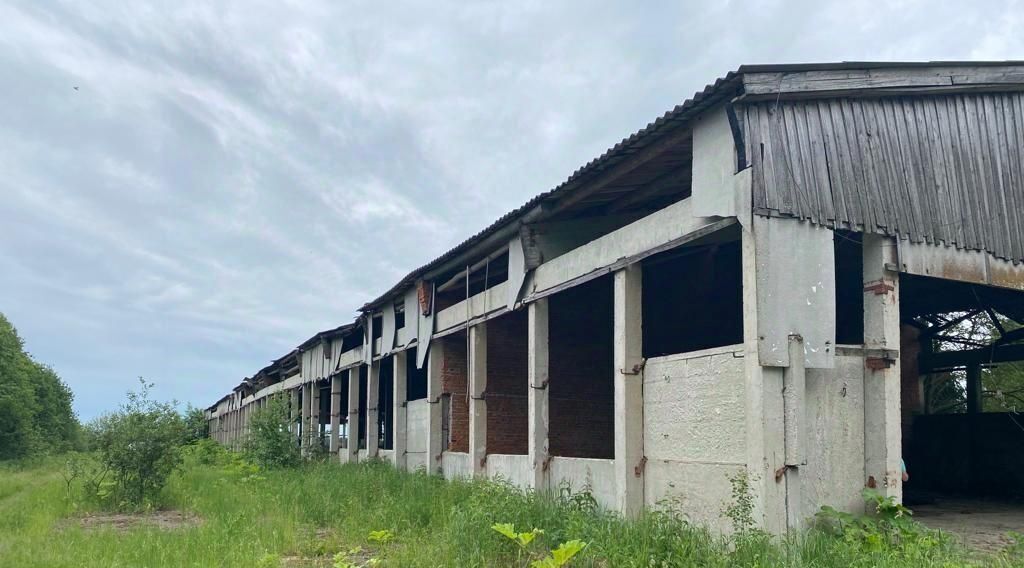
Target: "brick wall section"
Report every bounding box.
[549,276,615,459]
[441,333,469,453]
[486,310,529,455]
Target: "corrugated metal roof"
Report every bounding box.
[361,70,745,309]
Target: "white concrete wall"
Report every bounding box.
[485,454,531,489]
[802,351,867,516]
[406,400,430,471]
[643,345,746,531]
[441,452,471,480]
[548,457,617,510]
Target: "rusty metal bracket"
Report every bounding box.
[634,456,648,477]
[863,279,895,295]
[620,358,647,376]
[530,379,549,390]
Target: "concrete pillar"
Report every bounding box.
[393,351,408,470]
[331,375,343,455]
[469,323,488,476]
[346,368,360,463]
[310,381,321,451]
[528,299,550,491]
[863,233,902,500]
[613,265,644,516]
[742,221,786,533]
[287,388,296,441]
[426,342,445,474]
[367,361,380,458]
[301,383,312,454]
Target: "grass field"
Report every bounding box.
[0,453,1021,567]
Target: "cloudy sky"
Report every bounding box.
[1,0,1020,420]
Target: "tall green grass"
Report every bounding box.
[0,456,1019,567]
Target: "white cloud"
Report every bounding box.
[0,0,1019,418]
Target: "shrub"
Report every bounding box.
[182,405,210,445]
[89,379,186,509]
[244,394,300,468]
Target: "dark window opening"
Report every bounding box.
[379,356,394,450]
[318,381,330,441]
[372,315,383,356]
[358,365,368,450]
[435,250,511,312]
[341,326,362,352]
[395,300,406,330]
[641,239,743,358]
[339,372,350,449]
[835,230,864,344]
[486,310,528,455]
[549,275,615,459]
[406,347,428,401]
[900,274,1024,502]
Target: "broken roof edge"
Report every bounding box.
[359,71,746,311]
[359,61,1024,312]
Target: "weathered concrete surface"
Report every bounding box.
[441,451,471,480]
[527,299,550,491]
[802,352,867,517]
[485,454,531,489]
[643,345,746,532]
[405,399,429,471]
[548,457,617,510]
[613,265,644,516]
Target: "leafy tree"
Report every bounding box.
[0,312,80,459]
[182,405,210,445]
[90,379,186,508]
[244,394,300,468]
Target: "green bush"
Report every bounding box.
[244,394,300,468]
[89,380,187,509]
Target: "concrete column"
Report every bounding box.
[863,233,902,500]
[367,361,380,458]
[613,265,644,516]
[331,375,343,455]
[469,323,488,476]
[346,368,360,463]
[742,221,786,533]
[301,383,312,454]
[289,388,298,441]
[426,342,445,474]
[393,351,408,470]
[310,381,321,451]
[528,299,550,492]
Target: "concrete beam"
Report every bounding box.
[613,265,644,516]
[469,323,488,476]
[393,351,408,470]
[863,234,903,500]
[528,299,550,491]
[426,342,445,474]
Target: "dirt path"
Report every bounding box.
[914,498,1024,554]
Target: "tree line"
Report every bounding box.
[0,312,82,459]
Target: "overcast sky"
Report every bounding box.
[1,1,1020,420]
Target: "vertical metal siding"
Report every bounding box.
[744,93,1024,263]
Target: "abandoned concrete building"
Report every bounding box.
[207,62,1024,534]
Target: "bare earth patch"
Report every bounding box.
[65,511,202,532]
[915,498,1024,555]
